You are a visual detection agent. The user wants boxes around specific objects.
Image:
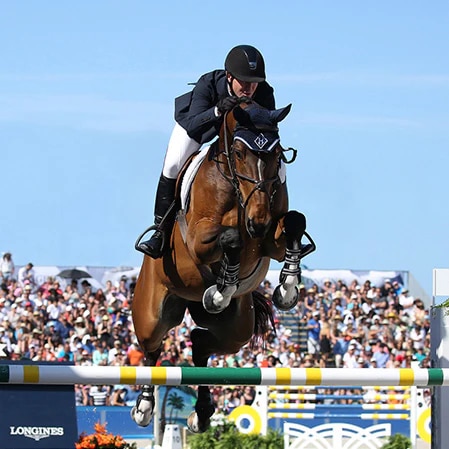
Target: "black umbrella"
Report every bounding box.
[57,268,92,280]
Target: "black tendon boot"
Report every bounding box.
[137,175,177,259]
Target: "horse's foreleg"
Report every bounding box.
[272,211,316,310]
[202,228,242,314]
[131,348,161,427]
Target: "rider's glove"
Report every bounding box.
[216,96,239,115]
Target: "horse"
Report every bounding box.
[131,99,315,435]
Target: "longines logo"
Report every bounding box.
[9,426,64,441]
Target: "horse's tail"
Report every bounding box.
[250,290,276,349]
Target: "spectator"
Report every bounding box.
[75,384,90,405]
[343,344,359,368]
[111,384,141,407]
[240,386,256,405]
[409,322,426,351]
[74,316,88,338]
[92,341,109,366]
[108,340,123,364]
[89,385,110,406]
[372,342,390,368]
[1,253,15,281]
[56,341,74,362]
[411,299,426,323]
[97,314,112,343]
[319,323,332,367]
[17,263,36,289]
[82,334,95,354]
[306,311,321,358]
[332,329,348,368]
[261,280,273,298]
[398,288,414,313]
[127,342,145,366]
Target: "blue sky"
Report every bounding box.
[1,2,448,296]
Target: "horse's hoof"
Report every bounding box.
[187,411,210,433]
[131,398,154,427]
[202,285,227,314]
[272,284,299,311]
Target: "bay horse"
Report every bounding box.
[131,99,315,434]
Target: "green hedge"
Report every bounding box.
[187,421,283,449]
[380,434,411,449]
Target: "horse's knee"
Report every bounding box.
[218,228,242,254]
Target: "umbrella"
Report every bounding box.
[57,268,92,280]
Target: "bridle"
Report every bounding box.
[215,101,297,211]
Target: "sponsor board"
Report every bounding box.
[0,361,78,449]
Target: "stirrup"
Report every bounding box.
[135,223,161,253]
[298,231,317,258]
[134,200,177,253]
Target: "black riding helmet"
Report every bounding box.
[224,45,266,83]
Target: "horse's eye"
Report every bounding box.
[234,149,243,160]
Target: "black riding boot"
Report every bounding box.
[137,175,177,259]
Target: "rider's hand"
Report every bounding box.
[216,96,239,115]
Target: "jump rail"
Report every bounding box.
[1,365,449,386]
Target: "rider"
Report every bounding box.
[137,45,276,258]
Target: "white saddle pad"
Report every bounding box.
[180,145,210,211]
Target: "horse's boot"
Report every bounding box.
[137,175,176,259]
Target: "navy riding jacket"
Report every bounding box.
[174,69,275,144]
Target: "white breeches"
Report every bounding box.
[162,123,202,179]
[161,122,286,182]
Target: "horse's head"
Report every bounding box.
[220,101,292,238]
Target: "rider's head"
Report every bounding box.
[225,45,266,98]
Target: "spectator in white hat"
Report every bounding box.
[343,344,359,368]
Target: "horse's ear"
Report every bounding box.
[233,106,253,127]
[270,104,292,124]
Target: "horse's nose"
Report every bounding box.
[247,218,270,238]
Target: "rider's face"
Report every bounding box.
[228,74,258,98]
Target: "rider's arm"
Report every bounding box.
[180,73,222,141]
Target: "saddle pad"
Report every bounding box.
[180,145,210,211]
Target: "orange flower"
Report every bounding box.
[75,422,136,449]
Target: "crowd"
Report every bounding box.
[1,251,431,412]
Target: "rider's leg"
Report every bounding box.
[137,123,201,258]
[137,174,177,258]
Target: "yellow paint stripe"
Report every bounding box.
[120,367,137,384]
[23,365,39,383]
[275,368,291,385]
[399,369,414,386]
[306,368,322,386]
[150,367,167,385]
